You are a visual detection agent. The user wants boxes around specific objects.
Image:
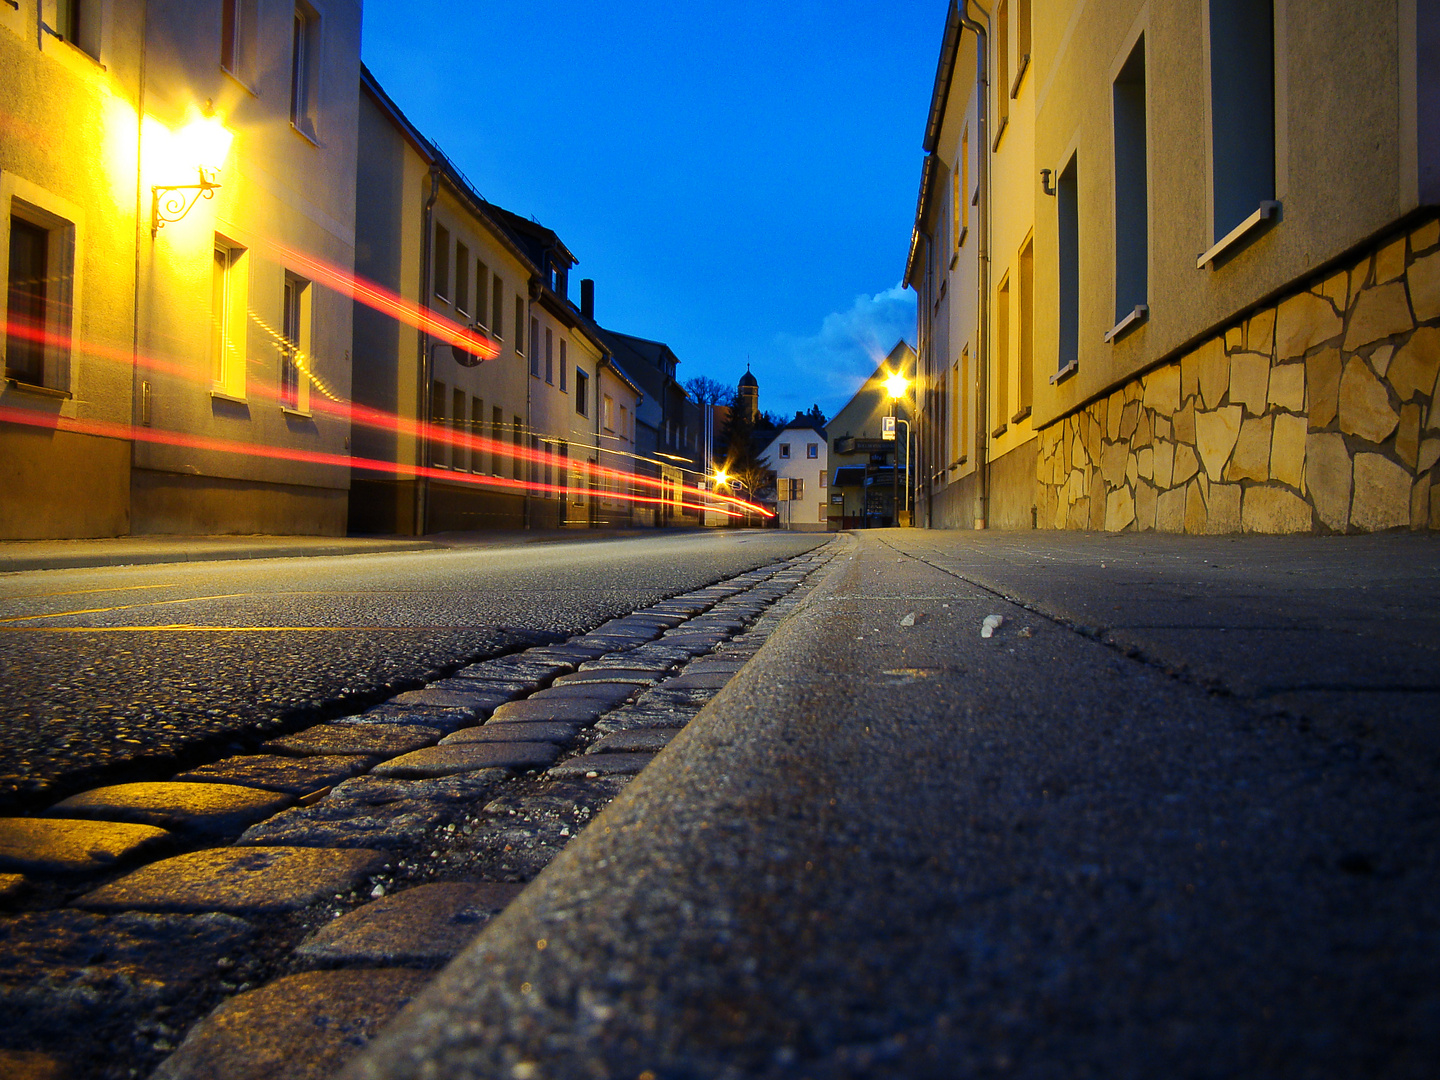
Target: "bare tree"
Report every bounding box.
[685,375,734,407]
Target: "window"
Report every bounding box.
[433,225,450,302]
[619,404,629,440]
[529,316,539,376]
[491,405,503,474]
[1017,237,1033,417]
[491,277,503,339]
[544,326,553,384]
[512,416,523,480]
[515,298,526,356]
[452,388,465,470]
[602,393,614,432]
[1056,154,1080,377]
[807,443,818,459]
[1207,0,1276,249]
[779,443,791,459]
[5,209,73,390]
[57,0,101,59]
[290,3,319,141]
[1113,36,1149,328]
[951,158,962,255]
[994,273,1010,432]
[429,381,446,466]
[819,469,827,488]
[475,261,489,327]
[958,347,969,459]
[211,238,247,397]
[559,339,567,391]
[994,0,1010,143]
[470,396,483,472]
[454,243,469,315]
[281,273,310,412]
[575,368,589,416]
[1014,0,1031,95]
[221,0,257,85]
[961,126,971,239]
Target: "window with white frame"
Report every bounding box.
[454,242,469,316]
[5,203,75,392]
[211,237,248,398]
[807,443,818,458]
[56,0,102,59]
[433,224,450,302]
[281,272,310,412]
[221,0,258,85]
[1207,0,1276,248]
[779,443,791,459]
[290,2,320,141]
[602,392,614,432]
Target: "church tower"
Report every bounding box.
[737,365,759,424]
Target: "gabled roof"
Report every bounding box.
[905,1,966,286]
[483,202,577,271]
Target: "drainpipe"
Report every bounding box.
[958,1,991,529]
[524,275,541,529]
[415,163,441,536]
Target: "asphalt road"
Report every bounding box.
[350,529,1440,1080]
[0,531,827,810]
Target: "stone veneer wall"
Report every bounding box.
[1035,218,1440,534]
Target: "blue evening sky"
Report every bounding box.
[361,2,939,422]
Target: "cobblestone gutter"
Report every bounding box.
[0,542,838,1080]
[1035,217,1440,533]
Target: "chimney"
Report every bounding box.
[581,278,595,320]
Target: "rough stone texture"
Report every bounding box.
[1268,363,1306,412]
[236,773,507,850]
[1397,403,1422,468]
[0,911,253,1070]
[388,689,505,715]
[351,707,473,735]
[663,671,736,691]
[1194,407,1243,482]
[1276,290,1342,359]
[1229,354,1271,415]
[1305,433,1353,531]
[1171,443,1199,486]
[150,970,429,1080]
[1412,479,1431,530]
[1418,437,1440,475]
[0,1050,66,1080]
[1226,415,1273,482]
[588,729,679,754]
[1306,348,1342,429]
[75,847,386,914]
[1242,486,1313,534]
[1172,401,1197,444]
[1270,413,1308,489]
[1408,248,1440,322]
[1248,307,1277,355]
[295,883,525,965]
[262,723,442,759]
[0,817,172,875]
[1155,487,1187,532]
[1370,344,1395,377]
[1134,481,1158,530]
[527,684,639,707]
[373,743,556,779]
[1194,339,1229,409]
[174,755,375,796]
[1338,357,1400,443]
[1203,483,1242,534]
[1351,453,1412,531]
[488,699,610,724]
[46,783,292,839]
[440,722,580,746]
[1374,236,1407,283]
[0,873,25,900]
[1142,363,1180,414]
[1412,219,1440,251]
[548,753,656,779]
[1387,326,1440,400]
[1344,281,1414,349]
[1104,487,1136,532]
[552,669,659,687]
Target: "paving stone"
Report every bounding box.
[488,698,610,724]
[662,670,736,691]
[552,668,660,686]
[528,683,639,707]
[388,688,508,715]
[460,657,573,681]
[0,1050,66,1080]
[633,686,719,710]
[294,882,524,965]
[0,910,253,1058]
[588,729,679,754]
[0,817,173,875]
[549,753,656,779]
[0,873,26,900]
[373,743,557,778]
[236,772,508,849]
[523,645,608,664]
[45,783,292,840]
[262,722,441,758]
[349,706,474,734]
[173,755,375,796]
[683,659,746,674]
[75,846,387,914]
[577,656,675,673]
[441,722,580,745]
[149,969,429,1080]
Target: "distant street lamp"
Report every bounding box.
[886,371,911,527]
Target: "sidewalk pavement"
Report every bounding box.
[0,528,691,574]
[346,528,1440,1080]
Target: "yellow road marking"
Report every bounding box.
[0,625,421,632]
[5,583,181,599]
[0,593,248,624]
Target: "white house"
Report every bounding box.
[759,418,828,532]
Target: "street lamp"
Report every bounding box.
[151,108,234,235]
[885,371,911,527]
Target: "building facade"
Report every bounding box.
[826,341,916,530]
[759,420,829,531]
[908,0,1440,534]
[2,0,362,538]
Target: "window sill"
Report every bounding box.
[1103,304,1149,343]
[210,389,248,405]
[4,378,70,400]
[956,226,968,251]
[221,65,258,97]
[281,406,312,419]
[1050,360,1079,385]
[991,422,1008,438]
[291,119,320,146]
[1011,54,1030,98]
[950,249,961,269]
[1197,201,1280,268]
[991,114,1009,152]
[1011,405,1032,424]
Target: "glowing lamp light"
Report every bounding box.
[884,372,910,399]
[151,108,234,235]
